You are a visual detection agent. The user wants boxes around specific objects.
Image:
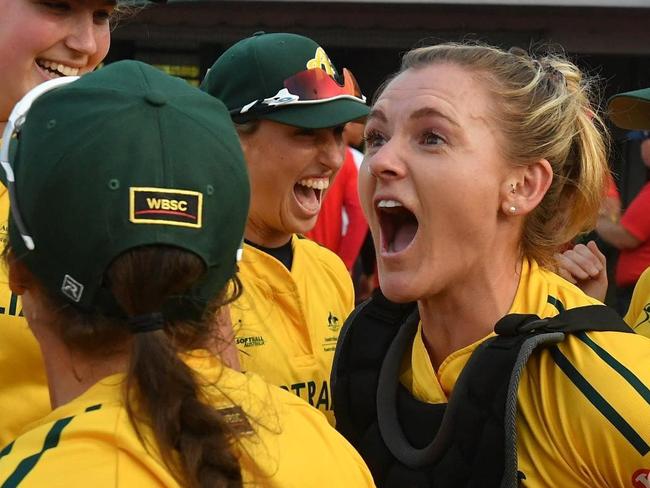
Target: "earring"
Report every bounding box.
[509,206,517,214]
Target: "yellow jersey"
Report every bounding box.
[401,258,650,487]
[231,236,354,425]
[0,353,375,487]
[625,266,650,338]
[0,166,50,449]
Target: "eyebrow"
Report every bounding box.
[367,106,460,128]
[409,107,460,128]
[367,108,387,123]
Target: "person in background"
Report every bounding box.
[200,32,369,425]
[0,61,375,487]
[0,0,124,448]
[595,128,650,314]
[559,87,650,339]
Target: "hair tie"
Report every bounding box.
[127,312,165,334]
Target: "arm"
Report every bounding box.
[597,183,650,251]
[596,216,641,250]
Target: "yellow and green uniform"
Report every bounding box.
[231,235,354,425]
[625,266,650,338]
[0,147,50,449]
[0,353,375,487]
[401,258,650,487]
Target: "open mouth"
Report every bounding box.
[293,177,329,214]
[36,59,80,77]
[377,199,419,254]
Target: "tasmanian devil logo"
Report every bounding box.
[633,469,650,488]
[130,187,202,228]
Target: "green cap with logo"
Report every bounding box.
[9,60,250,318]
[200,32,370,129]
[608,88,650,130]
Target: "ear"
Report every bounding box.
[501,159,553,216]
[8,256,33,296]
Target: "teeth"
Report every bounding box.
[297,178,329,190]
[37,59,79,76]
[378,200,403,208]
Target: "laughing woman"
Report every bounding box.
[333,43,650,487]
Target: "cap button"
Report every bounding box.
[253,31,265,36]
[145,90,167,107]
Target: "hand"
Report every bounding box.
[555,241,607,302]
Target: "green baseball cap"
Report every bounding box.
[608,88,650,130]
[200,32,370,129]
[8,60,250,318]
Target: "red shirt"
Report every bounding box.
[307,148,368,270]
[616,181,650,287]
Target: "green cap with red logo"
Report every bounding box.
[200,32,369,129]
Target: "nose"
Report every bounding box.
[365,140,406,180]
[64,15,99,56]
[319,128,346,172]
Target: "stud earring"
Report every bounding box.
[509,206,517,214]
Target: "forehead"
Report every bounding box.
[373,63,492,124]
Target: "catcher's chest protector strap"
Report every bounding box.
[331,293,632,488]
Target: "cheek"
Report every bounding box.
[357,164,374,217]
[89,28,111,68]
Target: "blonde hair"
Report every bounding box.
[398,43,609,267]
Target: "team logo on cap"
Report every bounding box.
[130,187,202,228]
[306,47,336,77]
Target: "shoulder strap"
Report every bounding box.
[495,304,633,337]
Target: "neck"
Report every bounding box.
[244,219,292,248]
[418,256,522,370]
[33,323,129,408]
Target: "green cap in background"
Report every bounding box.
[9,60,250,317]
[608,88,650,130]
[201,32,369,129]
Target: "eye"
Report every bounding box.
[420,131,444,146]
[94,8,113,23]
[295,128,316,137]
[363,129,387,149]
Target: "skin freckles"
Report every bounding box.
[0,0,114,128]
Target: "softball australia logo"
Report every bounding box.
[61,274,84,302]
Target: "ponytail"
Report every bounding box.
[33,246,245,488]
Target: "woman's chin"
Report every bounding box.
[378,275,420,304]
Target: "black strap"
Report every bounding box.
[495,305,632,336]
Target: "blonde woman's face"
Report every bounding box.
[359,63,515,302]
[0,0,114,122]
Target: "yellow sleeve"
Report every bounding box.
[0,293,50,448]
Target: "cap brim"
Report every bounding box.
[261,99,370,129]
[608,88,650,130]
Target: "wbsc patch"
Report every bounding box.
[130,187,202,228]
